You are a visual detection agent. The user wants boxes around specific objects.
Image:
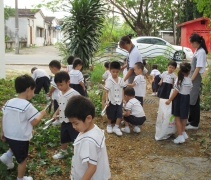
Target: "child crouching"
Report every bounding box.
[121,87,146,133]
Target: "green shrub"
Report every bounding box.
[90,63,105,84]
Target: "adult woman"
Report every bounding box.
[186,33,208,130]
[119,36,143,83]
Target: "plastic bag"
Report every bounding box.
[155,98,176,140]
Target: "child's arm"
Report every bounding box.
[48,87,55,97]
[158,78,163,86]
[152,74,155,82]
[79,81,86,91]
[30,110,46,126]
[123,110,131,117]
[127,81,136,88]
[165,89,178,105]
[53,107,60,120]
[81,162,97,180]
[61,64,67,68]
[105,90,109,106]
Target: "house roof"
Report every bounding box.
[45,16,56,23]
[177,17,210,27]
[18,9,40,17]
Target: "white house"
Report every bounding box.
[5,9,63,48]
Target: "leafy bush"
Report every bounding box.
[90,63,105,84]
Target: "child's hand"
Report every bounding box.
[1,132,6,141]
[165,100,171,105]
[105,101,109,106]
[47,92,52,97]
[40,109,46,116]
[158,81,162,86]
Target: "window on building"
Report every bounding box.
[36,27,44,37]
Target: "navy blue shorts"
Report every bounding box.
[135,96,143,106]
[6,138,29,164]
[124,115,146,125]
[172,93,190,119]
[61,122,79,143]
[106,103,122,122]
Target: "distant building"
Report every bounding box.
[5,9,63,48]
[158,30,174,44]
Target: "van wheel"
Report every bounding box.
[173,51,186,61]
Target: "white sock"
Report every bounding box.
[134,126,139,129]
[61,149,67,153]
[7,150,13,158]
[17,178,23,180]
[125,126,130,130]
[107,124,112,127]
[114,124,119,129]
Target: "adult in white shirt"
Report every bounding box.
[119,35,143,83]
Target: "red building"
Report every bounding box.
[177,17,211,53]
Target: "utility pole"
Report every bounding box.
[0,0,5,78]
[15,0,19,54]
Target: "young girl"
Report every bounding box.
[157,61,177,99]
[166,63,192,144]
[150,64,161,96]
[69,58,86,96]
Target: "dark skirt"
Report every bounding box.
[172,93,190,119]
[157,82,173,99]
[152,75,161,91]
[70,84,86,96]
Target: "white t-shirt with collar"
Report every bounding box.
[57,88,80,123]
[150,69,161,76]
[174,77,193,95]
[160,71,177,84]
[127,46,142,69]
[104,76,126,105]
[194,48,207,74]
[133,75,146,97]
[69,69,84,84]
[71,125,111,180]
[67,65,73,73]
[102,70,111,80]
[51,78,60,100]
[125,98,145,117]
[32,69,49,81]
[2,98,40,141]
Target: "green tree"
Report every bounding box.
[194,0,211,17]
[4,6,15,20]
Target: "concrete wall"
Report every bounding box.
[34,12,45,46]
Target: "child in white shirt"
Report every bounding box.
[150,64,161,96]
[0,75,46,180]
[127,62,146,106]
[52,71,80,159]
[64,95,110,180]
[61,55,75,73]
[121,87,146,133]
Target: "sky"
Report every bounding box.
[4,0,68,19]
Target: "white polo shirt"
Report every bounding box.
[104,76,126,105]
[57,88,80,123]
[125,98,145,117]
[160,71,177,84]
[32,69,49,81]
[67,65,73,73]
[194,48,207,74]
[133,75,146,97]
[69,70,84,84]
[2,98,40,141]
[51,78,60,100]
[150,69,161,76]
[127,46,142,69]
[174,77,193,95]
[102,70,111,80]
[71,125,111,180]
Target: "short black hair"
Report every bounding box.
[67,56,75,65]
[73,58,83,69]
[31,67,37,73]
[110,61,121,70]
[168,61,177,69]
[124,87,135,97]
[15,74,36,93]
[104,62,110,68]
[49,60,61,69]
[65,95,95,122]
[54,71,70,83]
[135,62,144,71]
[152,64,158,69]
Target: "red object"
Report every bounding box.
[177,17,211,52]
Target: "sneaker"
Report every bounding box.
[106,126,113,133]
[121,120,125,125]
[173,136,185,144]
[23,176,33,180]
[151,93,156,96]
[121,127,130,133]
[0,153,14,169]
[185,124,198,130]
[52,120,61,126]
[113,128,123,136]
[133,127,141,133]
[183,132,188,140]
[52,151,67,160]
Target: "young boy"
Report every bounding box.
[0,75,46,180]
[61,55,75,73]
[127,62,146,106]
[48,60,61,126]
[102,61,110,109]
[64,95,111,180]
[121,87,146,133]
[52,71,80,159]
[105,61,126,136]
[31,67,50,95]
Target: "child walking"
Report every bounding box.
[31,67,50,95]
[121,87,146,133]
[0,75,46,180]
[65,95,111,180]
[52,71,80,159]
[127,62,146,106]
[105,61,126,136]
[69,58,86,96]
[166,63,192,144]
[157,61,177,99]
[150,64,161,96]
